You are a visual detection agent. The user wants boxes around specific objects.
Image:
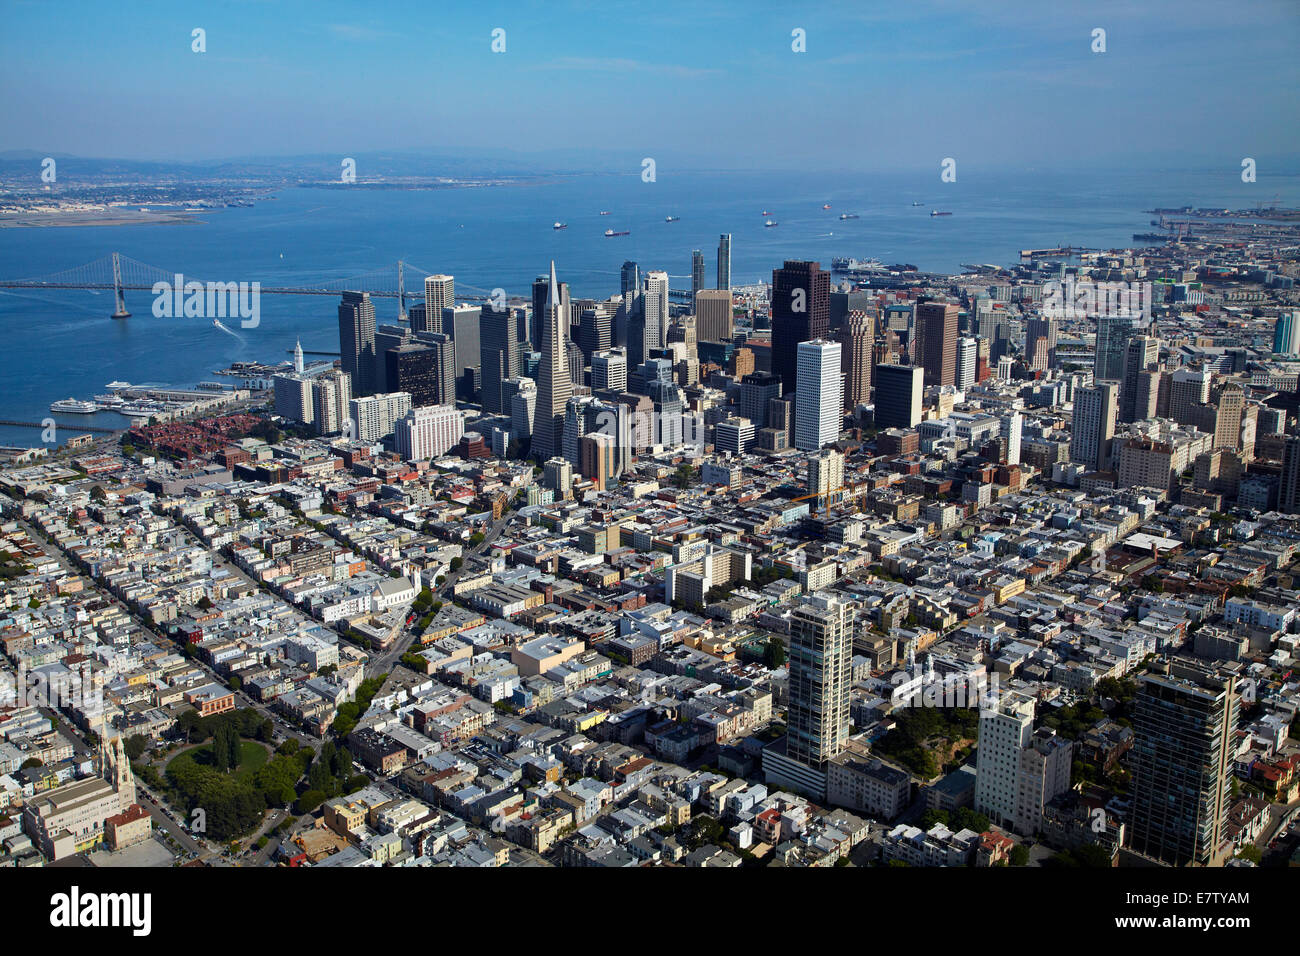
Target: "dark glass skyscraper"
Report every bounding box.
[338,291,376,397]
[479,304,518,414]
[770,260,829,395]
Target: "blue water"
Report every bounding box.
[1,167,1296,447]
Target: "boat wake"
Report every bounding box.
[212,319,243,340]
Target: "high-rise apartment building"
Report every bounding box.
[1121,336,1160,423]
[1273,309,1300,356]
[310,368,352,436]
[975,694,1035,829]
[349,391,413,443]
[394,404,465,460]
[1128,659,1238,867]
[786,594,853,768]
[1025,316,1057,372]
[956,335,977,392]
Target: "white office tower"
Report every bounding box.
[643,271,670,350]
[997,355,1013,382]
[394,404,465,460]
[794,339,843,451]
[955,336,977,391]
[1070,381,1118,473]
[1000,410,1023,466]
[424,275,454,332]
[510,378,537,443]
[273,374,313,426]
[349,391,413,442]
[310,368,351,436]
[714,416,755,456]
[592,348,628,392]
[975,694,1035,829]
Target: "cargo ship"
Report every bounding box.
[930,210,952,217]
[553,222,567,230]
[604,228,630,237]
[764,220,778,228]
[665,216,679,222]
[839,213,860,220]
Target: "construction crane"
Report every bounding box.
[788,481,860,518]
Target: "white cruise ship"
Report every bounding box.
[49,398,98,414]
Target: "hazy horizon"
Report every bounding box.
[3,0,1297,173]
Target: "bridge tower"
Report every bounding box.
[397,259,407,321]
[110,252,131,319]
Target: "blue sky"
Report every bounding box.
[2,0,1297,171]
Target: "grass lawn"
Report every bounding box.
[166,740,269,783]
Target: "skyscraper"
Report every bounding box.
[394,404,465,460]
[794,339,842,451]
[533,261,573,461]
[915,301,958,388]
[786,594,853,768]
[975,694,1035,829]
[716,234,731,291]
[311,369,351,436]
[874,364,923,429]
[424,275,453,333]
[349,392,413,442]
[691,249,705,298]
[956,335,977,392]
[1070,381,1118,473]
[771,260,830,395]
[1128,660,1238,867]
[1280,436,1300,513]
[442,305,482,399]
[591,349,627,393]
[739,372,782,429]
[1121,335,1160,423]
[413,331,457,407]
[373,323,412,393]
[1273,310,1300,356]
[338,291,376,397]
[386,343,443,407]
[532,273,570,351]
[1025,316,1057,372]
[1169,367,1212,426]
[480,303,519,414]
[840,310,874,410]
[694,289,732,344]
[643,271,670,352]
[1095,312,1145,382]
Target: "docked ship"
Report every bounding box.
[553,222,567,230]
[49,398,98,414]
[604,228,630,237]
[839,213,860,220]
[930,210,952,216]
[1133,232,1167,242]
[831,257,884,273]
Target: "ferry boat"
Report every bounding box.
[49,398,98,414]
[604,228,630,237]
[839,213,860,220]
[664,216,679,222]
[822,204,832,210]
[553,222,567,230]
[931,210,952,216]
[764,220,778,228]
[105,381,132,391]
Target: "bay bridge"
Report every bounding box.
[0,252,694,318]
